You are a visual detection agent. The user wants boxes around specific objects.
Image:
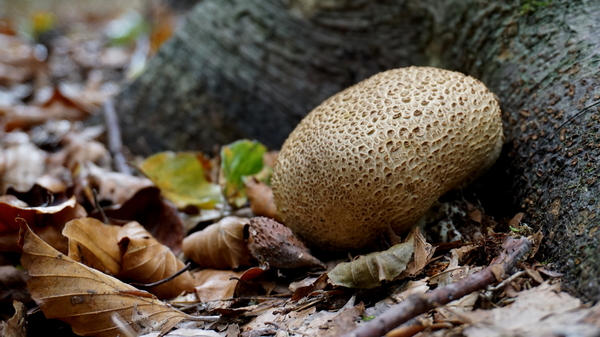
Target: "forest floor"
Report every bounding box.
[1,2,600,337]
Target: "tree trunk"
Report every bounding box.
[116,0,435,154]
[115,0,600,301]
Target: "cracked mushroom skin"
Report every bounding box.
[271,67,504,251]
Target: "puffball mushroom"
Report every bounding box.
[271,66,504,251]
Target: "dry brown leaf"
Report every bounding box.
[3,301,27,337]
[2,86,95,132]
[318,302,365,337]
[245,177,280,221]
[435,292,479,324]
[7,180,69,207]
[462,282,600,337]
[63,217,122,276]
[247,217,325,269]
[98,187,186,254]
[290,273,329,301]
[508,212,525,229]
[0,195,86,253]
[192,269,243,302]
[529,231,544,259]
[50,126,111,170]
[74,161,154,209]
[182,216,252,270]
[390,279,430,302]
[0,34,44,86]
[19,221,190,337]
[118,222,196,299]
[399,227,434,278]
[328,231,417,289]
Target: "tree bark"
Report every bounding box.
[116,0,435,154]
[432,0,600,302]
[115,0,600,301]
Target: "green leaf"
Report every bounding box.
[139,152,222,210]
[220,140,267,208]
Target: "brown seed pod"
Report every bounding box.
[271,67,503,251]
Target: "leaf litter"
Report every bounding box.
[0,4,599,337]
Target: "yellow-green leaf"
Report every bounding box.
[139,152,222,210]
[220,140,267,208]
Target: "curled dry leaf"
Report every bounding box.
[19,221,190,337]
[398,227,435,278]
[63,217,122,276]
[0,195,86,253]
[182,216,252,270]
[2,86,93,132]
[118,222,196,300]
[52,125,111,170]
[98,187,186,254]
[74,161,154,210]
[64,218,195,299]
[3,301,27,337]
[192,269,243,302]
[328,229,422,289]
[245,177,281,222]
[247,217,325,269]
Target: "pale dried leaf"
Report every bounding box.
[182,216,252,270]
[328,235,415,289]
[20,221,190,337]
[57,126,111,169]
[400,227,434,278]
[435,292,479,324]
[0,132,46,193]
[390,279,430,302]
[3,301,27,337]
[192,269,243,302]
[2,86,92,131]
[118,222,196,299]
[74,161,154,208]
[463,282,600,337]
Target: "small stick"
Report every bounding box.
[487,270,526,291]
[342,237,532,337]
[92,188,109,224]
[103,98,131,175]
[129,263,191,288]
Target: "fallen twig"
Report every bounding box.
[103,98,131,174]
[342,237,532,337]
[129,263,191,288]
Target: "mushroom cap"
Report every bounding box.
[271,67,503,251]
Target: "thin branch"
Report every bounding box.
[103,98,131,174]
[487,270,526,291]
[92,188,109,224]
[342,237,532,337]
